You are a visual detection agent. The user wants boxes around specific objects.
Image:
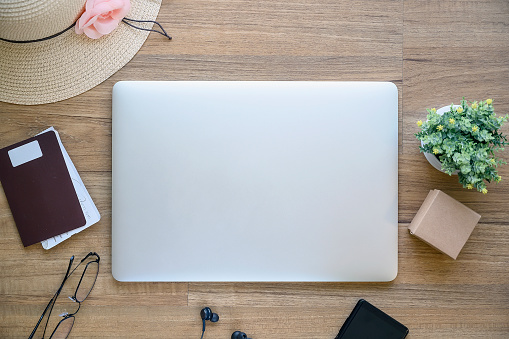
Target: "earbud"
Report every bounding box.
[200,307,219,338]
[200,307,219,323]
[231,330,251,339]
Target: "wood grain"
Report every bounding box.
[1,0,508,338]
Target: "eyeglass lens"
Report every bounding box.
[75,261,99,302]
[50,316,74,339]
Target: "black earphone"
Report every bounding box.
[200,307,219,339]
[199,307,251,339]
[231,330,252,339]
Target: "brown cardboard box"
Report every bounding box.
[408,190,481,259]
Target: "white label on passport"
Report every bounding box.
[8,140,43,167]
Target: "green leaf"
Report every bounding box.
[460,164,471,174]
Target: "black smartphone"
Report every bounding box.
[335,299,409,339]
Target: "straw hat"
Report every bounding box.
[0,0,163,105]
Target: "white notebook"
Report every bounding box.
[112,81,398,282]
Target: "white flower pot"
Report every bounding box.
[421,105,460,175]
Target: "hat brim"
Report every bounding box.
[0,0,162,105]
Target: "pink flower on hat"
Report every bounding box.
[75,0,131,39]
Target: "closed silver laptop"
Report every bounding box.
[112,81,398,282]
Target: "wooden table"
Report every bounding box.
[1,0,508,337]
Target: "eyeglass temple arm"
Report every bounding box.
[28,292,57,339]
[81,252,100,262]
[67,252,100,278]
[28,256,75,339]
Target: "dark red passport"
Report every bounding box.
[0,130,85,247]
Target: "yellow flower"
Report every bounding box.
[417,120,423,127]
[486,98,493,105]
[490,158,496,164]
[472,126,478,132]
[456,106,463,113]
[472,102,478,109]
[432,148,439,155]
[496,175,502,182]
[449,118,455,125]
[466,184,473,190]
[431,108,436,113]
[437,125,444,131]
[482,188,488,194]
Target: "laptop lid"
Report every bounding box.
[112,81,398,282]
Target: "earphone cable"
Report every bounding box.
[200,319,205,339]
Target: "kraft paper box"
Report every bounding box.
[408,189,481,259]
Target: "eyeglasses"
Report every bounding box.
[29,252,100,339]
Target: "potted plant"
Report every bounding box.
[415,98,508,194]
